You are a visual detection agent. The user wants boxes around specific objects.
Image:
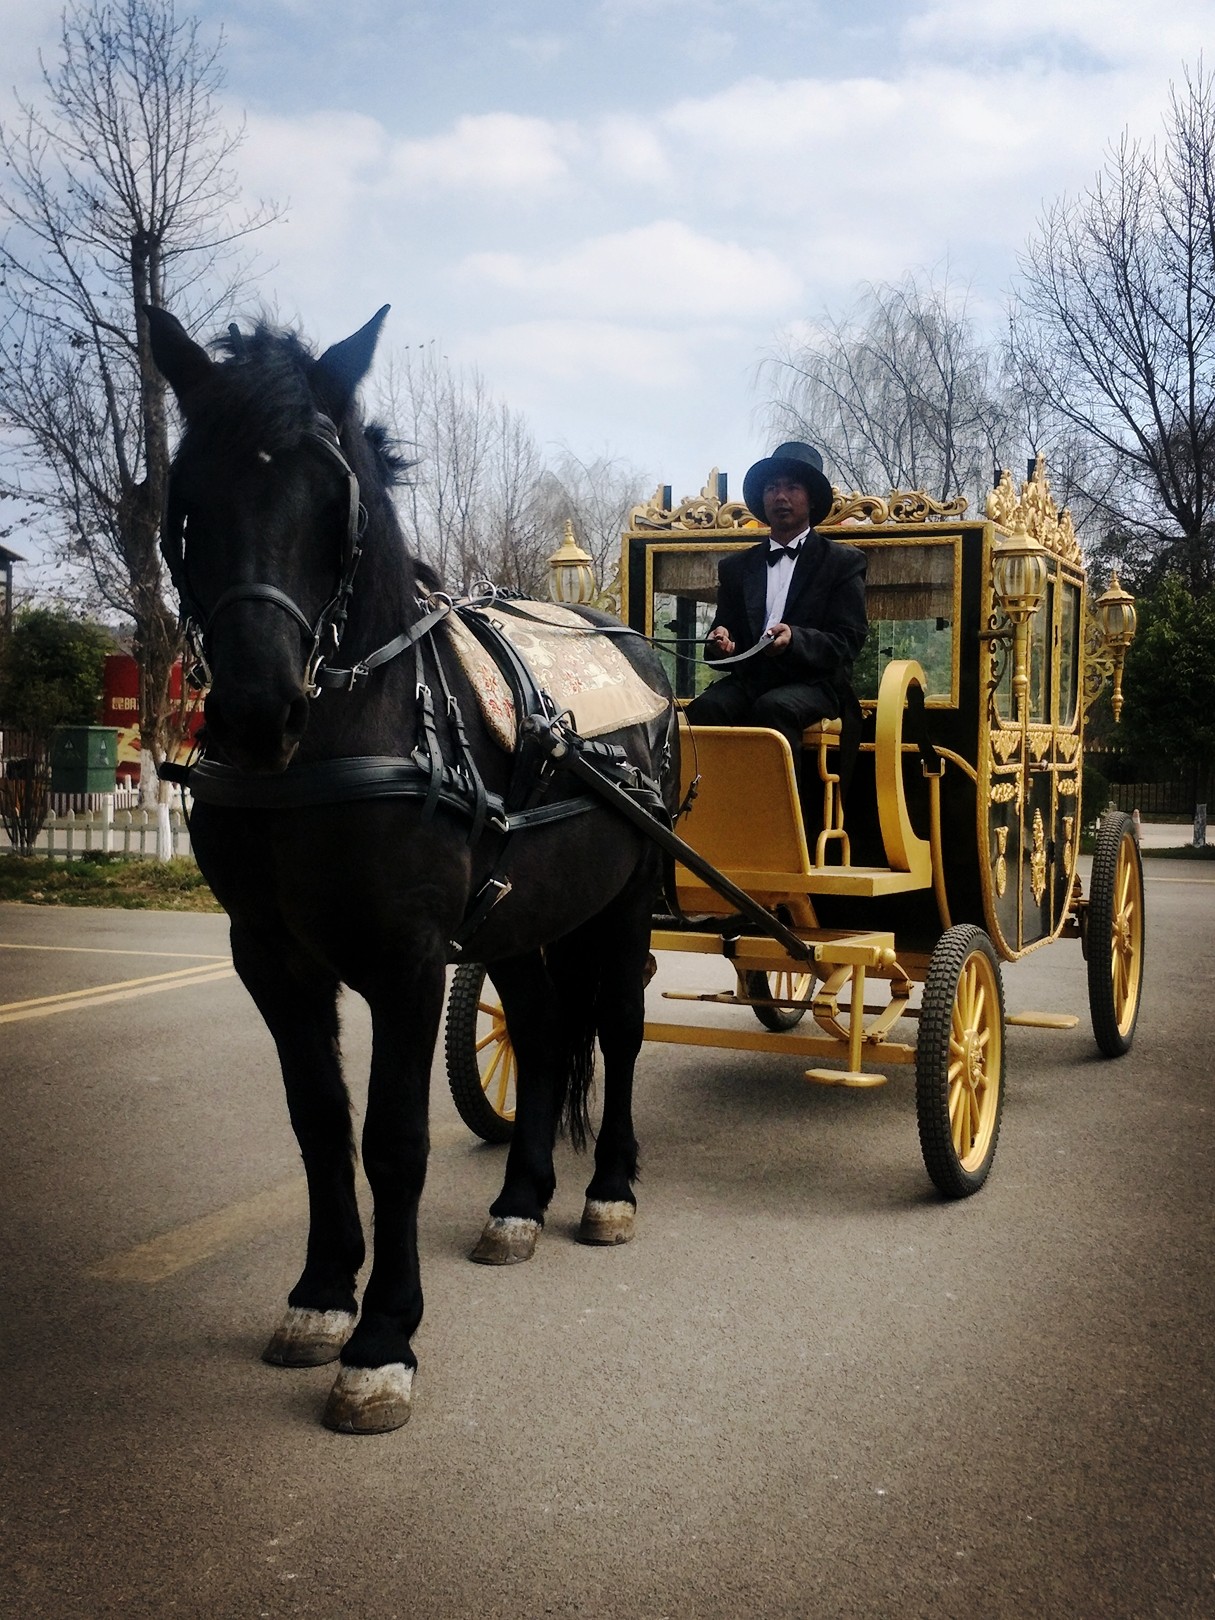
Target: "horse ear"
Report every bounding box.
[311,305,390,422]
[145,306,213,404]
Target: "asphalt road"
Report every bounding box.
[0,864,1212,1620]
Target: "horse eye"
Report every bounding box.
[257,450,272,464]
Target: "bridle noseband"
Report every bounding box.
[162,413,369,697]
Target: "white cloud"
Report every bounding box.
[466,319,702,389]
[387,113,576,194]
[903,0,1215,67]
[461,222,801,321]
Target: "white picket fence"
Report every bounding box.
[1,798,194,861]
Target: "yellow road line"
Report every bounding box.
[0,941,230,960]
[0,963,236,1024]
[87,1177,307,1284]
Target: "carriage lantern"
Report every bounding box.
[1095,573,1137,722]
[990,527,1050,721]
[547,520,596,606]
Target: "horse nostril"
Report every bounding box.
[285,695,310,740]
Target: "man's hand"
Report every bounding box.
[706,626,735,657]
[765,622,792,653]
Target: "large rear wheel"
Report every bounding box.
[1086,812,1145,1057]
[444,963,515,1144]
[915,925,1006,1199]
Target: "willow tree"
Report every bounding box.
[1011,64,1215,593]
[0,0,277,852]
[760,270,1011,512]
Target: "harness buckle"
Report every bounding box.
[347,662,369,691]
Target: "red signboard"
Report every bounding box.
[102,654,204,783]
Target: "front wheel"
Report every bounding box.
[1086,812,1145,1057]
[444,963,515,1144]
[742,969,815,1031]
[915,925,1006,1199]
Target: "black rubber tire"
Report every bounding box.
[444,962,515,1144]
[1087,811,1145,1057]
[743,969,815,1031]
[915,925,1006,1199]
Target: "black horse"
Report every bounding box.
[146,305,679,1433]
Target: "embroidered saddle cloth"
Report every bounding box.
[443,600,668,751]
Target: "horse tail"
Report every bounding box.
[549,951,599,1153]
[560,1017,598,1153]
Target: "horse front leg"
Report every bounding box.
[229,924,364,1369]
[322,952,446,1434]
[469,951,567,1266]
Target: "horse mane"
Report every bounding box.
[181,320,413,492]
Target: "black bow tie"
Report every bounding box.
[767,542,802,566]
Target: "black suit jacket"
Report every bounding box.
[704,530,868,711]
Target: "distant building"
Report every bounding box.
[0,543,20,636]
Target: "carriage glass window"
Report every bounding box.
[1057,579,1082,729]
[852,539,959,704]
[649,545,748,700]
[994,567,1053,723]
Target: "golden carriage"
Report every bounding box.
[445,462,1144,1197]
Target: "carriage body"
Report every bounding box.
[449,464,1144,1198]
[624,497,1090,961]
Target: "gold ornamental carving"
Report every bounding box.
[1030,809,1047,904]
[629,472,969,532]
[1028,728,1052,761]
[994,826,1009,897]
[824,489,969,527]
[1063,815,1075,870]
[991,730,1020,763]
[1057,733,1080,761]
[1058,776,1078,797]
[990,781,1018,804]
[628,471,758,532]
[986,458,1082,564]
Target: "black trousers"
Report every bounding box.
[684,675,839,755]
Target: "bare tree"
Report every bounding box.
[379,344,548,593]
[0,0,277,851]
[760,270,1011,511]
[532,449,649,598]
[1011,62,1215,592]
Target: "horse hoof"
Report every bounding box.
[469,1215,541,1265]
[262,1306,356,1367]
[322,1363,415,1433]
[578,1199,636,1245]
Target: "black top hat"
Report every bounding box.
[742,441,835,529]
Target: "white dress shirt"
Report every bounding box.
[764,525,811,631]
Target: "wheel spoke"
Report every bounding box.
[492,1053,516,1113]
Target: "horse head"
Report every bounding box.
[148,305,390,773]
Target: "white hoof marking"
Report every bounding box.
[262,1306,356,1367]
[469,1215,541,1265]
[323,1362,415,1434]
[579,1199,636,1246]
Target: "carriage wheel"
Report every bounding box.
[1086,812,1145,1057]
[915,925,1005,1199]
[444,963,515,1144]
[742,969,815,1031]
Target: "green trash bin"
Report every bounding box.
[50,726,120,794]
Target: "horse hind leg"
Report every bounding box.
[567,869,656,1247]
[230,929,363,1367]
[469,951,582,1266]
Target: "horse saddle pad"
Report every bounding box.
[443,601,668,751]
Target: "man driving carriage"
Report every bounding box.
[685,441,868,790]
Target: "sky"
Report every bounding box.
[4,0,1215,571]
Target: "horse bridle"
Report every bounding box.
[162,413,376,697]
